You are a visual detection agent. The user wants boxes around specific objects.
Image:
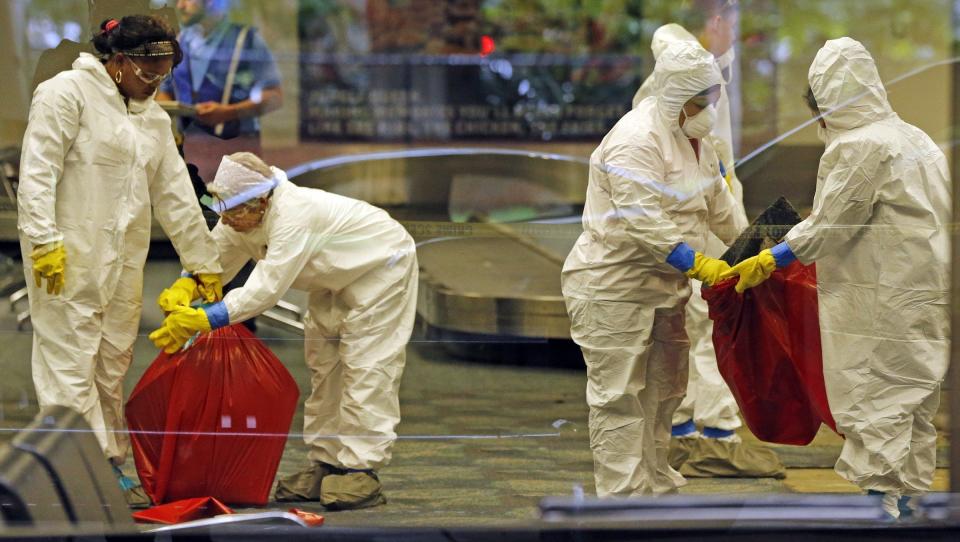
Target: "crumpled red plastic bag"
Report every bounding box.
[126,324,299,505]
[132,496,233,524]
[703,262,838,445]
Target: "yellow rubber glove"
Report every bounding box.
[148,306,212,354]
[196,273,223,303]
[720,249,777,293]
[157,277,198,313]
[31,242,66,295]
[684,252,731,286]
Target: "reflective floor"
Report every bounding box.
[0,259,949,527]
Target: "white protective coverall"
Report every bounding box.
[211,172,418,471]
[17,53,221,460]
[561,41,746,497]
[633,24,747,432]
[784,37,950,497]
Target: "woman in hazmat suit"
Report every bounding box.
[721,37,950,519]
[17,15,223,505]
[561,40,747,497]
[150,152,418,510]
[633,11,783,480]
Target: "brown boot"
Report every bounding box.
[320,470,387,510]
[669,435,698,470]
[275,462,340,502]
[680,436,787,479]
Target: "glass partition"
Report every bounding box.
[0,0,955,535]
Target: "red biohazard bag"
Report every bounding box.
[132,496,233,524]
[126,325,299,505]
[703,262,838,445]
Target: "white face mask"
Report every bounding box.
[716,47,736,84]
[681,104,717,139]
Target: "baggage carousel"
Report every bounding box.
[284,148,588,341]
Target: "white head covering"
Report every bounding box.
[205,155,282,213]
[808,37,893,131]
[653,40,723,128]
[651,23,699,59]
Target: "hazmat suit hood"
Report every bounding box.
[632,24,698,108]
[72,52,156,114]
[808,37,894,132]
[651,23,698,59]
[653,41,723,129]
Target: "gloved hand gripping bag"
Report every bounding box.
[703,197,838,445]
[126,324,299,505]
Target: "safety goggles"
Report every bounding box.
[222,200,264,219]
[128,58,171,85]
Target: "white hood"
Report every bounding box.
[71,52,155,113]
[808,37,894,132]
[653,40,723,128]
[651,23,698,60]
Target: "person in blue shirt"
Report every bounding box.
[157,0,282,181]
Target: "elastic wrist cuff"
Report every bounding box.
[770,241,797,268]
[204,301,230,329]
[666,242,696,272]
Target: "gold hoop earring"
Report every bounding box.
[115,70,122,84]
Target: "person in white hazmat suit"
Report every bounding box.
[17,15,223,506]
[722,37,950,519]
[632,13,783,478]
[150,152,418,510]
[561,40,747,497]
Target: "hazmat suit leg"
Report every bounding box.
[567,298,689,497]
[833,379,941,497]
[901,388,940,496]
[672,282,741,431]
[26,248,144,463]
[94,256,145,462]
[305,255,418,471]
[22,235,106,459]
[29,299,111,453]
[303,288,348,467]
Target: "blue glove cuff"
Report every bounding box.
[204,301,230,330]
[770,241,797,268]
[666,242,696,272]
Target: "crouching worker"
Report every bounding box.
[149,152,418,510]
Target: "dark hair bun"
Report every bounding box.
[91,14,182,66]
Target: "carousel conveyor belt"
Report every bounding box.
[415,223,575,339]
[277,148,590,340]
